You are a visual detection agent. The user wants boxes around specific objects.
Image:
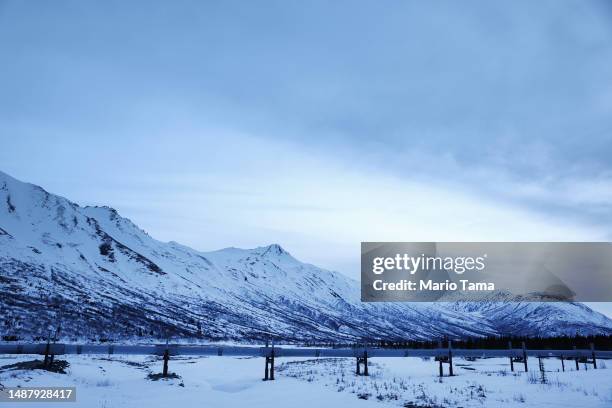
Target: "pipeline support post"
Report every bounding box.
[438,340,443,377]
[355,350,368,376]
[591,343,597,369]
[522,341,528,372]
[538,356,544,372]
[435,340,454,377]
[264,355,269,380]
[560,355,565,372]
[574,346,579,371]
[263,347,275,381]
[162,349,169,377]
[448,341,454,376]
[43,340,50,368]
[270,348,275,380]
[508,341,514,372]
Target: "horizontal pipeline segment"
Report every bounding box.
[0,344,611,359]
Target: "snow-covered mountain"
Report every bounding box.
[1,170,611,342]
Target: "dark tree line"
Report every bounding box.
[303,334,612,350]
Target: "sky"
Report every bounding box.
[1,1,612,315]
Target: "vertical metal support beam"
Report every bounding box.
[508,341,514,372]
[43,340,50,368]
[162,349,169,377]
[270,349,275,380]
[438,340,443,377]
[590,343,597,369]
[355,357,360,375]
[448,341,453,376]
[522,341,528,372]
[574,346,579,371]
[538,356,543,372]
[363,351,369,376]
[560,355,565,372]
[263,341,273,381]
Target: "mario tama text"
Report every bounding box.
[373,279,495,292]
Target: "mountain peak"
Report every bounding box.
[255,243,290,257]
[82,205,152,240]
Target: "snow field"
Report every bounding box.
[1,354,611,407]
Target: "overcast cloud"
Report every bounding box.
[1,0,611,317]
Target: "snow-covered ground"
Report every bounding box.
[1,354,610,407]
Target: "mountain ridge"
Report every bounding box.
[1,170,611,343]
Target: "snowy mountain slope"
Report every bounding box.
[443,292,612,337]
[1,170,611,342]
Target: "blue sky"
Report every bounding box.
[1,1,612,314]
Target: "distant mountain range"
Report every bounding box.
[1,170,611,343]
